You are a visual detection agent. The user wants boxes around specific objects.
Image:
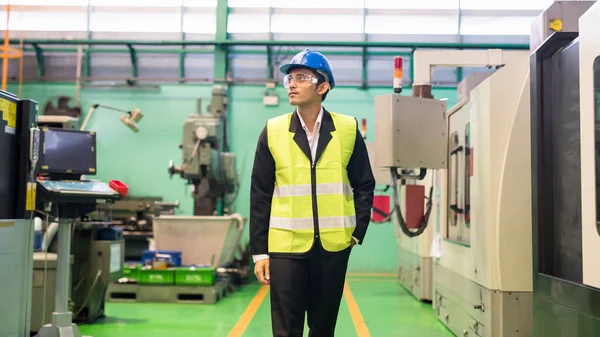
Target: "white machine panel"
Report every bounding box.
[435,53,532,291]
[0,220,34,337]
[579,1,600,289]
[366,142,391,185]
[457,73,492,101]
[374,95,447,169]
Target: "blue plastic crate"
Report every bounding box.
[142,250,182,267]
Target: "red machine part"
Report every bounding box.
[405,184,425,229]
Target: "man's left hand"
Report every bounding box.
[351,240,357,249]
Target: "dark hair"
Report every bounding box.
[314,71,329,102]
[287,66,330,102]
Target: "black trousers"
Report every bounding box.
[269,242,352,337]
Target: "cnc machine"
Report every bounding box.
[373,4,595,335]
[433,53,533,337]
[383,49,529,304]
[530,1,600,335]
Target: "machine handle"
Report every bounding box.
[450,145,464,155]
[464,126,471,227]
[450,204,464,213]
[450,141,463,220]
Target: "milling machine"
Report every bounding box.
[155,85,247,282]
[168,85,237,216]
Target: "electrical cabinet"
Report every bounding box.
[374,95,447,170]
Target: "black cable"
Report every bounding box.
[390,168,434,237]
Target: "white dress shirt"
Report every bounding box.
[253,107,358,263]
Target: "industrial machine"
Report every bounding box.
[96,197,180,261]
[152,85,246,287]
[374,3,596,336]
[381,49,527,302]
[433,53,534,336]
[530,1,600,335]
[33,127,124,337]
[105,86,247,304]
[31,102,142,333]
[0,90,39,337]
[168,84,237,216]
[374,58,447,301]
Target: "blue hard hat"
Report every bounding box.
[279,49,336,89]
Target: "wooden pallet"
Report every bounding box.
[105,281,229,304]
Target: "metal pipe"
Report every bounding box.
[21,47,412,58]
[2,5,11,90]
[55,221,72,313]
[27,75,410,85]
[75,45,83,106]
[7,76,461,88]
[9,38,529,50]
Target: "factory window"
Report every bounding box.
[271,14,364,34]
[365,0,458,9]
[227,0,270,7]
[227,13,270,33]
[365,14,458,35]
[183,13,218,34]
[0,10,88,31]
[90,11,183,33]
[271,0,364,8]
[460,0,552,10]
[0,0,88,4]
[460,16,537,35]
[184,0,217,7]
[90,0,182,6]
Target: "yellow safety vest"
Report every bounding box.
[266,111,357,254]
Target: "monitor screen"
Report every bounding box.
[40,128,97,175]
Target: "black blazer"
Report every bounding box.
[249,108,376,257]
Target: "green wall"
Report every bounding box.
[8,82,456,273]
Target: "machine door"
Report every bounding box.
[446,104,471,246]
[581,3,600,288]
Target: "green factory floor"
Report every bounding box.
[78,275,453,337]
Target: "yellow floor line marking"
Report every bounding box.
[227,285,269,337]
[345,279,397,283]
[346,272,396,278]
[344,281,371,337]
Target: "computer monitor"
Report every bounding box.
[39,128,97,176]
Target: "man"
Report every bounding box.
[249,49,376,337]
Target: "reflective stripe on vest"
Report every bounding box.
[269,215,357,230]
[273,183,353,198]
[267,111,357,254]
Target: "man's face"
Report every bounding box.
[285,68,329,106]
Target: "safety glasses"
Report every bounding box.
[283,73,318,88]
